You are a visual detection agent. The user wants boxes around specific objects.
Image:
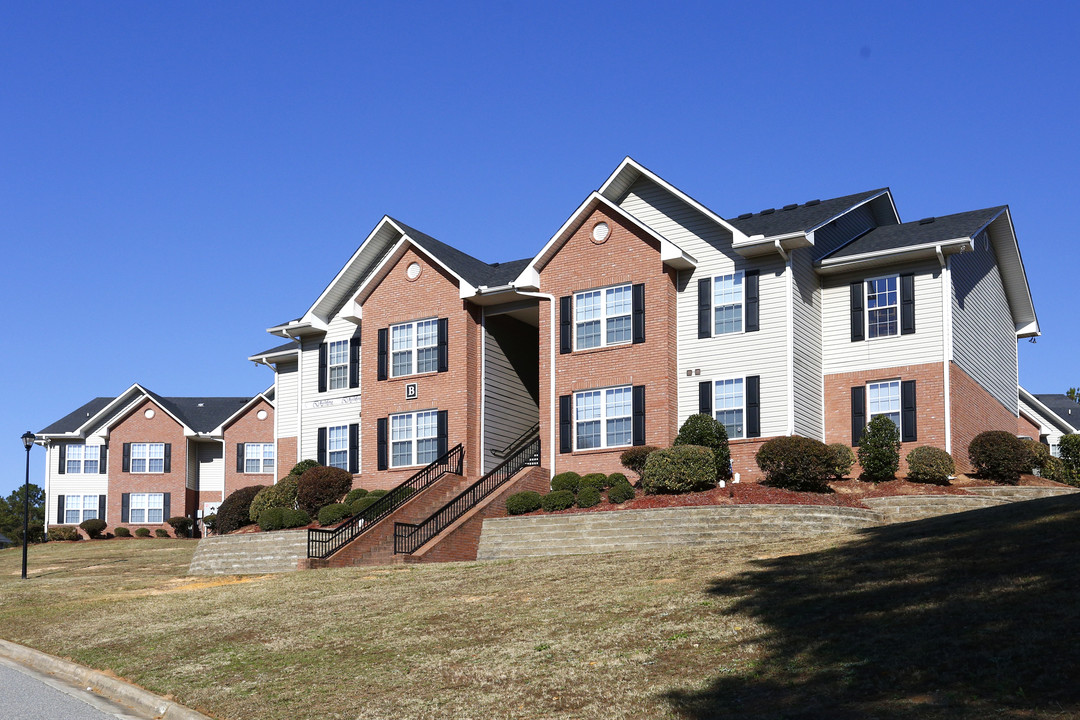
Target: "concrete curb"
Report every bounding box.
[0,638,214,720]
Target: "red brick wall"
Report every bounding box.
[950,361,1020,473]
[276,436,297,478]
[222,398,276,497]
[537,206,679,478]
[729,437,773,482]
[1017,411,1041,440]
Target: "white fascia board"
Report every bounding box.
[988,208,1040,338]
[350,231,475,302]
[1019,387,1078,434]
[65,382,145,437]
[268,320,318,339]
[816,238,972,273]
[97,387,192,437]
[733,231,811,258]
[805,189,895,235]
[247,346,299,363]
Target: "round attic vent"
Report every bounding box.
[257,410,268,421]
[591,222,610,244]
[406,262,422,281]
[144,409,155,419]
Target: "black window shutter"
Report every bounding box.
[317,427,327,466]
[746,375,761,438]
[437,410,449,458]
[236,443,245,473]
[122,443,131,472]
[377,418,388,471]
[99,445,108,473]
[163,444,171,473]
[698,381,713,415]
[349,337,361,388]
[851,386,866,446]
[745,271,760,332]
[56,495,65,524]
[850,282,864,342]
[349,423,359,474]
[632,284,646,344]
[318,342,328,393]
[559,395,572,453]
[162,493,171,521]
[121,493,130,523]
[698,278,712,338]
[900,274,916,335]
[58,443,66,474]
[437,318,449,372]
[377,329,388,381]
[901,380,918,442]
[559,296,572,354]
[98,495,106,522]
[632,385,646,446]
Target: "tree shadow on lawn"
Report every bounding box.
[665,494,1080,720]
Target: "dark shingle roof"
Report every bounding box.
[38,397,115,434]
[144,391,252,433]
[821,207,1006,261]
[252,340,299,357]
[389,217,530,288]
[1034,394,1080,430]
[729,189,887,238]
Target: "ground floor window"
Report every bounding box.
[245,443,275,473]
[867,380,901,429]
[327,426,348,470]
[65,494,99,524]
[714,378,744,439]
[129,493,164,524]
[390,410,439,467]
[574,386,632,450]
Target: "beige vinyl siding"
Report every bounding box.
[822,261,944,374]
[299,314,362,464]
[619,178,791,436]
[275,360,299,438]
[195,441,224,493]
[187,443,198,490]
[790,248,823,439]
[483,322,539,473]
[950,233,1018,412]
[47,442,108,527]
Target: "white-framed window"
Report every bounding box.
[66,444,100,474]
[244,443,275,474]
[714,378,745,439]
[327,426,348,470]
[328,340,349,390]
[390,410,439,468]
[391,319,438,377]
[713,272,744,335]
[574,386,633,450]
[866,275,899,339]
[867,380,901,429]
[130,443,165,473]
[64,494,99,524]
[1051,443,1061,458]
[574,284,632,350]
[129,493,164,524]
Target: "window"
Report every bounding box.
[867,380,901,429]
[64,494,99,524]
[391,319,438,377]
[390,410,439,467]
[328,340,349,390]
[1051,443,1061,458]
[327,426,348,470]
[66,444,99,474]
[574,386,633,450]
[574,284,632,350]
[244,443,275,474]
[866,276,898,338]
[713,272,744,335]
[129,493,164,524]
[130,443,165,473]
[714,378,745,439]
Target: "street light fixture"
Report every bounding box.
[21,431,34,580]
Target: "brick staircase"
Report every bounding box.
[188,529,307,575]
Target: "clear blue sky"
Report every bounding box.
[3,1,1077,497]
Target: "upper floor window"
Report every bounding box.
[867,380,901,429]
[65,494,98,524]
[66,444,99,474]
[713,272,744,335]
[244,443,275,474]
[866,276,898,338]
[575,284,632,350]
[327,426,348,470]
[391,319,438,377]
[714,378,745,439]
[390,410,439,468]
[574,386,632,450]
[129,492,164,524]
[328,340,349,390]
[130,443,165,473]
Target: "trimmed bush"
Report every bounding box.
[1059,434,1080,483]
[968,430,1028,484]
[258,507,288,531]
[217,485,268,534]
[79,518,107,539]
[289,459,320,477]
[249,475,300,522]
[1022,439,1051,475]
[282,509,311,528]
[675,414,732,480]
[906,446,955,485]
[114,527,131,538]
[350,496,381,517]
[317,503,353,527]
[368,489,389,499]
[47,526,80,541]
[550,472,581,494]
[608,483,636,504]
[167,516,193,537]
[1043,457,1074,486]
[297,466,354,516]
[541,490,576,512]
[135,528,151,537]
[858,416,901,482]
[344,488,369,504]
[607,472,629,487]
[620,446,660,478]
[578,473,608,492]
[827,443,856,480]
[576,485,601,508]
[755,436,834,492]
[506,491,543,516]
[154,528,170,538]
[641,445,717,494]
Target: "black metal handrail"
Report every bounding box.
[307,443,464,559]
[394,433,540,555]
[491,422,541,459]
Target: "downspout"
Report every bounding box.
[937,245,952,454]
[784,250,795,436]
[513,290,557,477]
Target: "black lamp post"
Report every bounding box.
[21,431,34,580]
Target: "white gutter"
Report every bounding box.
[818,238,971,270]
[513,290,557,477]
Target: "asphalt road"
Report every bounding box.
[0,655,148,720]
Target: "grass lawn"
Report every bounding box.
[2,495,1078,720]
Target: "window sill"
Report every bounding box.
[387,370,440,382]
[569,342,634,358]
[570,445,632,456]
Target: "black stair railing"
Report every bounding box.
[491,422,541,459]
[394,433,540,555]
[307,443,464,560]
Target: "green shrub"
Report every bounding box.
[249,475,300,522]
[578,473,608,492]
[154,528,170,538]
[202,514,217,533]
[47,526,80,541]
[79,518,107,539]
[541,490,576,512]
[968,430,1028,484]
[550,472,581,494]
[1059,434,1080,482]
[282,509,311,528]
[906,446,955,485]
[317,503,353,527]
[858,416,901,482]
[344,488,369,504]
[350,496,381,518]
[135,527,151,537]
[576,485,601,508]
[827,443,856,480]
[641,445,717,494]
[674,414,732,480]
[289,459,320,477]
[114,527,131,538]
[258,507,287,531]
[755,436,834,492]
[506,491,543,516]
[1043,457,1074,486]
[167,516,193,537]
[608,483,636,504]
[217,485,268,534]
[607,472,629,487]
[368,489,389,499]
[620,446,660,477]
[297,466,354,516]
[1022,439,1051,475]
